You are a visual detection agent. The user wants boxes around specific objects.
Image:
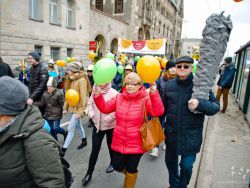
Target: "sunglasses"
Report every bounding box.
[176,65,191,69]
[125,83,139,86]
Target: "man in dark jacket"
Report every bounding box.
[0,57,14,78]
[162,56,220,188]
[216,57,235,113]
[0,76,65,188]
[27,51,48,107]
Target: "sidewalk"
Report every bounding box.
[196,93,250,188]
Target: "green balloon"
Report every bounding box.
[192,61,198,75]
[105,52,115,60]
[117,65,124,74]
[93,58,117,85]
[66,57,71,62]
[135,56,140,62]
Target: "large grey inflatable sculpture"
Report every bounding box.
[192,12,233,100]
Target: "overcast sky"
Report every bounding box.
[182,0,250,56]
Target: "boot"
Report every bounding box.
[124,172,138,188]
[82,173,92,186]
[60,147,67,157]
[77,138,87,150]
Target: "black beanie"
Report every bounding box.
[28,51,40,62]
[166,60,176,71]
[224,57,232,64]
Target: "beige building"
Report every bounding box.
[0,0,90,68]
[181,38,202,56]
[90,0,184,58]
[0,0,183,69]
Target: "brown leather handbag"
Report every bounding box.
[140,100,166,151]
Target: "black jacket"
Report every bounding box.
[217,63,235,88]
[163,74,220,155]
[29,63,48,101]
[34,89,64,120]
[0,62,14,78]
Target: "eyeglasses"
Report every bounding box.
[125,83,139,86]
[176,65,191,69]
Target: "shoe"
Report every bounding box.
[162,144,166,151]
[63,130,68,141]
[150,147,159,157]
[77,138,87,150]
[220,110,226,113]
[106,165,114,173]
[82,174,92,186]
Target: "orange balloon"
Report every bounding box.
[88,51,96,60]
[136,55,161,83]
[161,58,167,69]
[65,89,79,107]
[56,60,66,67]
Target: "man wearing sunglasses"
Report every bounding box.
[162,56,220,188]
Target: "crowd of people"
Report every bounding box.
[0,51,237,188]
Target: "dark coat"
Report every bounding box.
[0,105,65,188]
[34,89,64,120]
[0,62,14,78]
[29,63,48,101]
[163,74,220,155]
[217,63,235,88]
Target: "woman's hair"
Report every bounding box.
[124,72,142,84]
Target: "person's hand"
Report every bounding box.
[188,99,199,110]
[150,83,157,93]
[218,86,222,90]
[93,85,101,96]
[63,110,67,115]
[27,98,33,105]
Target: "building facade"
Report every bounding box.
[90,0,184,58]
[0,0,183,69]
[181,38,202,56]
[0,0,90,68]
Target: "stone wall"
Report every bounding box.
[0,0,90,68]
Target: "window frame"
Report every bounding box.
[29,0,43,21]
[50,47,60,61]
[95,0,103,11]
[50,0,58,24]
[114,0,124,15]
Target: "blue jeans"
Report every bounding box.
[165,149,196,188]
[46,119,66,140]
[63,114,86,149]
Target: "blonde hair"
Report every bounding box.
[124,72,142,84]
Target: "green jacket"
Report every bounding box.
[0,105,65,188]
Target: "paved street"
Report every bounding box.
[58,117,169,188]
[196,93,250,188]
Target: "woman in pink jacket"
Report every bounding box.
[82,82,118,186]
[92,72,164,188]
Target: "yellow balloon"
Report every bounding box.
[136,55,161,84]
[56,60,66,67]
[70,57,75,62]
[161,58,167,69]
[120,57,127,64]
[120,53,126,59]
[65,89,79,107]
[88,51,96,60]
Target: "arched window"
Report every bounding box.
[138,28,144,41]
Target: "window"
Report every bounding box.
[34,45,42,56]
[67,48,73,57]
[67,0,73,27]
[29,0,42,19]
[51,47,60,61]
[114,0,123,14]
[50,0,58,24]
[95,0,103,11]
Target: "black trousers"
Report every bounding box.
[113,151,143,173]
[87,126,114,175]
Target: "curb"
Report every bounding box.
[189,116,210,188]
